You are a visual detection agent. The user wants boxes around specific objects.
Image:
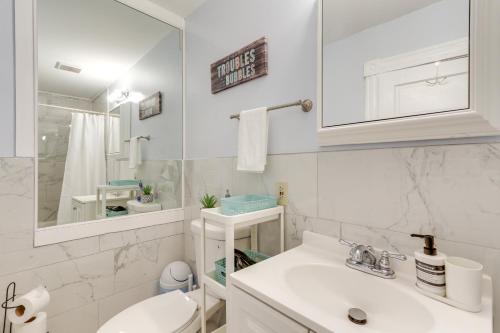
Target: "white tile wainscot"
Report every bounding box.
[186,142,500,332]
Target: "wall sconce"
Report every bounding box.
[108,90,130,103]
[108,89,145,104]
[426,61,448,86]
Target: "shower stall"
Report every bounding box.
[37,91,121,227]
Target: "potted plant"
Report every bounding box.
[141,185,154,203]
[200,193,217,209]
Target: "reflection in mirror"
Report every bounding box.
[37,0,183,228]
[322,0,470,127]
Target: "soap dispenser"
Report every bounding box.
[411,234,447,296]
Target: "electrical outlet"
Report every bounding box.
[277,182,288,206]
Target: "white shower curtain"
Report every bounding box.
[108,116,121,154]
[57,113,106,224]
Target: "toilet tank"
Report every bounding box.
[190,219,251,279]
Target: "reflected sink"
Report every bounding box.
[286,264,434,333]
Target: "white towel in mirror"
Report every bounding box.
[128,136,142,169]
[237,107,269,173]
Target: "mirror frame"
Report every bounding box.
[14,0,186,246]
[317,0,500,146]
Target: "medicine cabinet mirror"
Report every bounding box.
[36,0,183,230]
[317,0,500,145]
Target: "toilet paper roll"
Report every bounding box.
[12,312,47,333]
[7,286,50,325]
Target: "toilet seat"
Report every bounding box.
[97,290,197,333]
[97,289,223,333]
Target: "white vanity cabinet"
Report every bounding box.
[229,286,311,333]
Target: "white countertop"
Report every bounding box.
[230,232,493,333]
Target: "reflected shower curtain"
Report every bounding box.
[57,113,106,224]
[108,116,121,154]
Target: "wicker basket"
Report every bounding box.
[214,250,270,286]
[106,208,128,218]
[220,195,277,215]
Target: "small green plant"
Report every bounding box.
[200,193,217,208]
[143,185,153,195]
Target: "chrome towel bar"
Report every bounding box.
[124,135,151,142]
[229,99,313,120]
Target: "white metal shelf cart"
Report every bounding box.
[199,206,285,333]
[95,184,140,219]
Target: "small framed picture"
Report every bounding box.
[139,92,162,120]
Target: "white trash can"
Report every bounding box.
[159,261,193,293]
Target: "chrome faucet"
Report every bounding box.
[340,239,407,279]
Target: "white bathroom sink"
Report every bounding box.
[286,264,434,333]
[230,232,493,333]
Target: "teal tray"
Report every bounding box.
[214,250,270,286]
[106,209,128,218]
[221,195,277,215]
[108,179,141,186]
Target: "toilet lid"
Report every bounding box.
[97,290,198,333]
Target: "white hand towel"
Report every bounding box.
[237,107,269,173]
[128,137,142,169]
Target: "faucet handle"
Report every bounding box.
[378,250,407,274]
[381,250,407,261]
[339,238,357,248]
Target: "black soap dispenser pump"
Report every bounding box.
[411,234,437,255]
[411,234,447,296]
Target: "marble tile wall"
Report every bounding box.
[135,160,183,210]
[0,158,185,333]
[3,142,499,331]
[184,143,500,331]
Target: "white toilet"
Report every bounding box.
[97,218,251,333]
[127,200,162,215]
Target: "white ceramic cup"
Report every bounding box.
[445,257,483,309]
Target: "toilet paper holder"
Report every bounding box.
[2,283,49,333]
[1,281,17,333]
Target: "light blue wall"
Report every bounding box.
[2,0,498,159]
[185,0,500,158]
[323,0,469,126]
[110,30,183,160]
[185,0,318,159]
[0,0,15,157]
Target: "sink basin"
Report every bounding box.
[286,264,434,333]
[230,231,493,333]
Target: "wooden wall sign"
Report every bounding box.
[139,92,161,120]
[211,37,268,94]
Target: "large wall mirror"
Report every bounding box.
[37,0,183,229]
[322,0,470,127]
